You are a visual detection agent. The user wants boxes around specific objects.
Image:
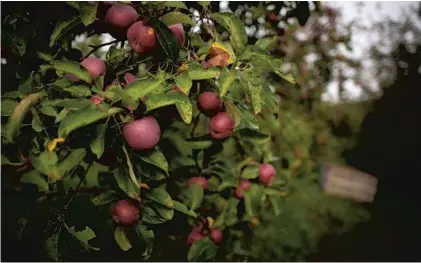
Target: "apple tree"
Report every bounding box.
[1,1,370,261]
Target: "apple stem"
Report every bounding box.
[80,39,120,61]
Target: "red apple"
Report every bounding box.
[209,112,235,139]
[105,3,138,39]
[90,94,104,105]
[81,57,106,81]
[259,164,276,186]
[235,179,252,199]
[124,72,137,85]
[210,228,222,244]
[188,177,208,190]
[187,229,205,246]
[127,21,157,55]
[123,116,161,150]
[197,91,222,117]
[111,199,140,225]
[169,23,185,46]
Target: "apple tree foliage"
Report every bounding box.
[1,1,370,261]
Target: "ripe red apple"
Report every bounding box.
[188,176,208,190]
[168,24,185,46]
[111,199,140,225]
[81,57,106,81]
[124,72,137,85]
[197,91,222,117]
[127,21,157,55]
[210,229,222,244]
[209,112,235,139]
[259,164,276,186]
[235,179,252,199]
[90,94,104,105]
[123,116,161,150]
[187,229,205,246]
[105,4,138,39]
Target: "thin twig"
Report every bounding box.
[63,163,93,211]
[80,39,120,61]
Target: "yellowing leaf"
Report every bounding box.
[48,138,65,152]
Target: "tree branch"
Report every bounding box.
[80,39,120,61]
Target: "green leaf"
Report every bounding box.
[29,151,60,180]
[91,190,118,206]
[269,195,282,216]
[137,149,169,174]
[2,91,20,99]
[144,188,173,209]
[45,232,61,262]
[255,36,279,50]
[154,203,174,221]
[90,123,108,159]
[105,85,137,110]
[57,104,123,138]
[58,148,87,176]
[41,99,91,110]
[39,106,58,117]
[50,17,80,47]
[164,1,188,9]
[106,44,126,64]
[20,170,49,192]
[114,226,132,251]
[145,91,188,112]
[161,12,194,26]
[187,62,221,80]
[79,2,98,26]
[211,12,248,54]
[50,60,92,83]
[4,91,46,144]
[17,72,34,98]
[124,78,164,100]
[135,224,155,260]
[223,100,241,128]
[141,206,167,224]
[67,1,80,9]
[185,184,204,211]
[218,67,235,97]
[80,161,108,189]
[31,110,44,132]
[173,200,197,218]
[55,108,70,123]
[243,183,264,218]
[237,128,270,144]
[114,168,140,201]
[175,98,193,124]
[1,154,25,166]
[187,237,218,262]
[214,197,239,227]
[198,1,210,8]
[148,18,180,61]
[241,165,260,179]
[122,144,141,188]
[185,135,213,149]
[63,85,92,98]
[249,83,263,115]
[67,226,99,251]
[175,71,193,95]
[1,99,18,116]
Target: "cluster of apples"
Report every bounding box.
[196,91,235,140]
[95,2,185,54]
[235,164,277,199]
[187,218,223,246]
